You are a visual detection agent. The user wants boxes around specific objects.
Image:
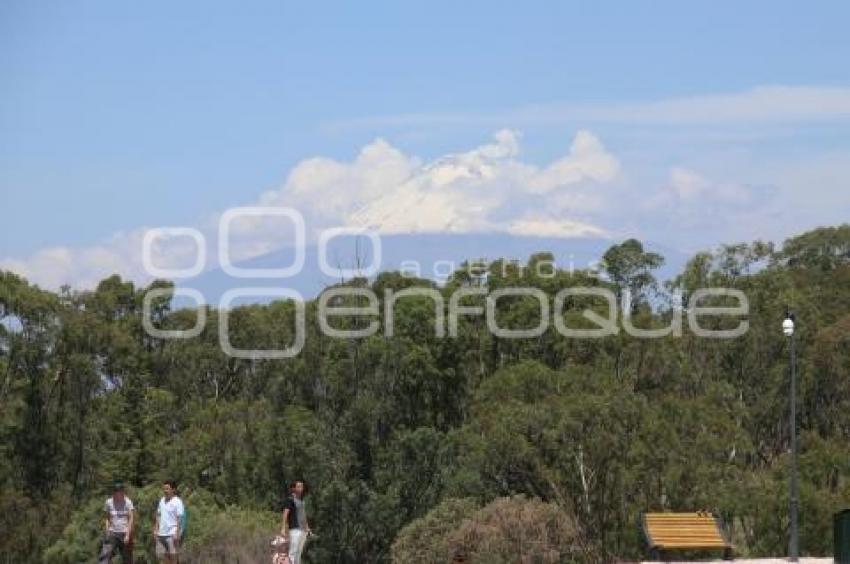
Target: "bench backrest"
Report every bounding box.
[641,512,730,549]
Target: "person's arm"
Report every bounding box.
[175,502,184,542]
[152,506,159,540]
[280,507,290,537]
[126,507,135,543]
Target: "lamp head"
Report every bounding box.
[783,311,795,336]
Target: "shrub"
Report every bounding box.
[392,495,582,564]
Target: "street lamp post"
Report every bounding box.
[783,311,799,561]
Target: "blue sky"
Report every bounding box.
[1,0,849,289]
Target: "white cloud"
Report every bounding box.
[630,167,782,250]
[264,138,418,224]
[668,168,709,200]
[0,227,210,291]
[4,124,842,291]
[568,85,850,125]
[507,217,605,238]
[528,131,619,193]
[334,85,850,129]
[261,128,619,238]
[1,130,621,290]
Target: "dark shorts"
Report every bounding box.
[99,532,134,563]
[155,535,179,557]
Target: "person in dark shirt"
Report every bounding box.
[280,480,311,564]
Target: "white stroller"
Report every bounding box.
[270,534,291,564]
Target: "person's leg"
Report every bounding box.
[116,535,133,564]
[294,529,307,564]
[125,537,134,564]
[155,536,167,562]
[297,529,308,563]
[287,529,298,564]
[98,533,117,563]
[166,536,179,564]
[288,529,304,564]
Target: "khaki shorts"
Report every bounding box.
[155,535,179,557]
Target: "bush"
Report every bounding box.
[0,487,74,563]
[448,496,581,563]
[180,505,278,563]
[392,495,582,564]
[391,498,479,563]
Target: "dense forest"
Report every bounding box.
[1,225,849,563]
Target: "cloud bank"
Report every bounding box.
[2,113,842,290]
[334,85,850,129]
[261,129,618,238]
[1,129,624,290]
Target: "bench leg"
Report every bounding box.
[723,547,733,560]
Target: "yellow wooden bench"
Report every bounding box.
[641,511,732,560]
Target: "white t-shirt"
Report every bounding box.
[156,496,185,537]
[104,496,135,534]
